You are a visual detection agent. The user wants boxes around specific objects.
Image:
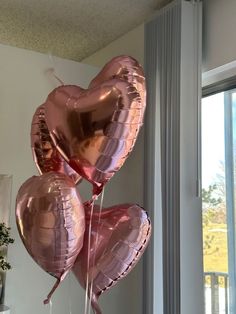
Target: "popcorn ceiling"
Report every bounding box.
[0,0,168,61]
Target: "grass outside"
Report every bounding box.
[203,223,228,273]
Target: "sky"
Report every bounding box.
[201,92,225,188]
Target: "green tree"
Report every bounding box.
[0,223,14,270]
[202,184,223,256]
[202,184,223,209]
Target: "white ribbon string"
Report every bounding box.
[49,300,52,314]
[68,272,72,314]
[88,189,105,314]
[84,199,95,314]
[46,53,64,86]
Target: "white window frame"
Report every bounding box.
[202,62,236,314]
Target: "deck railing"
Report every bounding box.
[204,272,229,314]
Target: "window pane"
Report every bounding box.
[202,92,228,314]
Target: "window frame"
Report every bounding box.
[202,64,236,314]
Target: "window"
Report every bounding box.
[202,80,236,314]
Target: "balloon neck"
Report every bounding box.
[93,183,104,199]
[43,278,61,305]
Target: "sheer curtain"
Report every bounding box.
[143,1,203,314]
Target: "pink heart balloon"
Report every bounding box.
[31,103,81,184]
[15,172,85,303]
[73,203,151,314]
[88,55,146,108]
[45,56,146,197]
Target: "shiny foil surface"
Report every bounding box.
[89,55,146,111]
[73,203,151,314]
[45,56,146,196]
[31,103,81,184]
[15,172,85,302]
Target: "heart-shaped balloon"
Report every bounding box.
[73,203,151,314]
[31,103,81,184]
[45,56,146,196]
[15,172,85,303]
[88,55,146,107]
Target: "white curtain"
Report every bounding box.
[143,1,203,314]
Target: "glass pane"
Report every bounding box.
[0,175,12,225]
[202,92,228,314]
[0,175,12,305]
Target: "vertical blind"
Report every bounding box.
[143,1,203,314]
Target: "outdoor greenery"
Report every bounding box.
[0,223,14,271]
[202,183,228,273]
[203,223,227,272]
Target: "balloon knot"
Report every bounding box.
[43,297,50,305]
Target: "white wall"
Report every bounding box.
[0,44,99,314]
[83,24,144,66]
[203,0,236,72]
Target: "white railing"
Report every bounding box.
[204,272,229,314]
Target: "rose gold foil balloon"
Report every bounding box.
[89,55,146,109]
[73,203,151,314]
[45,56,146,197]
[31,103,81,184]
[15,172,85,303]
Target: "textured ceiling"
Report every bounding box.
[0,0,169,61]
